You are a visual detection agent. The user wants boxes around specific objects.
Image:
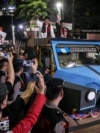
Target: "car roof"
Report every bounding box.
[50,38,100,46]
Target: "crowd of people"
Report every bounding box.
[0,47,69,133]
[32,14,71,39]
[17,14,72,41]
[0,13,71,133]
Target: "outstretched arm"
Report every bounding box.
[7,53,14,86]
[10,74,46,133]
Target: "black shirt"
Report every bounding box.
[42,104,69,133]
[0,71,6,83]
[0,70,13,92]
[6,81,13,92]
[2,97,25,129]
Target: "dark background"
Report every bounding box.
[0,0,100,39]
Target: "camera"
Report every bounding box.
[23,60,33,73]
[24,72,39,83]
[0,53,9,58]
[31,73,39,82]
[23,60,33,67]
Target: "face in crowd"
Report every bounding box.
[60,20,65,28]
[44,17,50,25]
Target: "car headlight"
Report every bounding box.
[86,91,96,101]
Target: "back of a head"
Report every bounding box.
[46,78,64,101]
[13,61,24,73]
[0,59,8,70]
[30,55,37,60]
[0,83,7,105]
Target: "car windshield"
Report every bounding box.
[56,45,100,68]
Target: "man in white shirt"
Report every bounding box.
[37,16,55,38]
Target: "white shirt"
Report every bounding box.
[37,20,55,38]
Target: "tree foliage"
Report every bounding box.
[15,0,50,20]
[9,0,16,4]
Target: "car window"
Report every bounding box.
[56,45,100,68]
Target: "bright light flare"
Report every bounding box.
[19,25,23,29]
[56,2,62,13]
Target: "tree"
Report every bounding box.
[9,0,16,4]
[15,0,50,20]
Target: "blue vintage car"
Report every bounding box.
[51,39,100,113]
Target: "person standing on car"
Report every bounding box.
[56,20,69,38]
[37,16,55,38]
